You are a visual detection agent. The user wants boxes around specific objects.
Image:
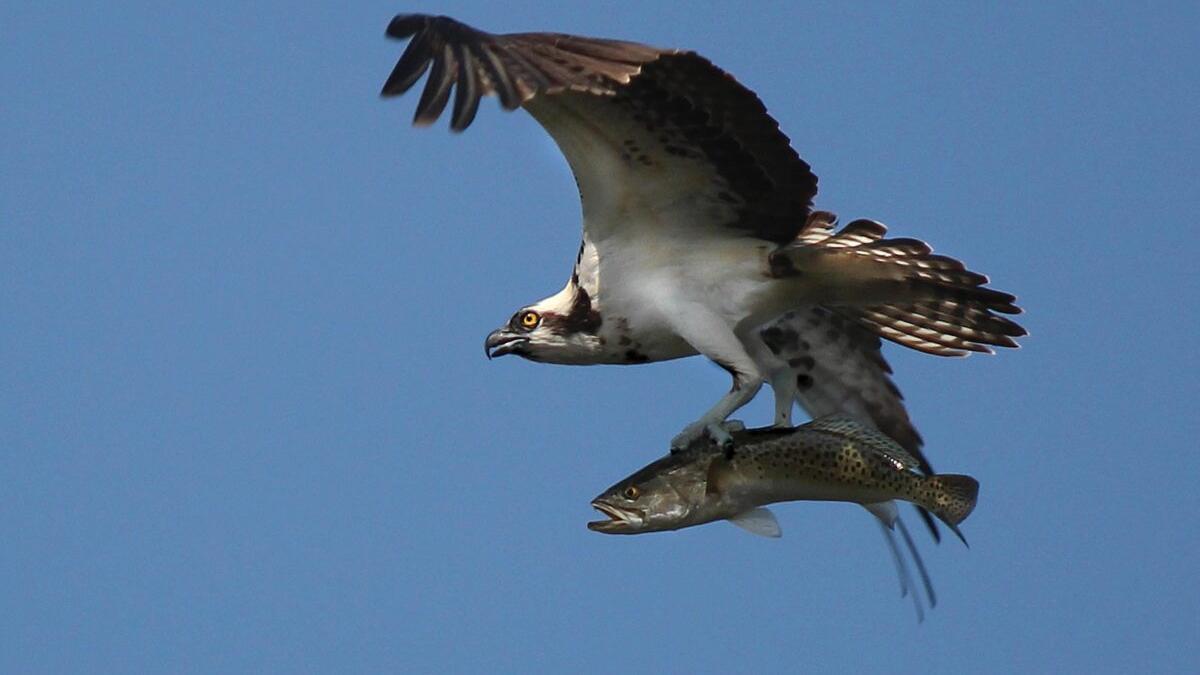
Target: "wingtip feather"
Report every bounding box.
[381,29,433,97]
[385,14,433,40]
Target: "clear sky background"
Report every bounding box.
[4,2,1198,673]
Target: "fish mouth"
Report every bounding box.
[587,500,645,533]
[484,330,529,359]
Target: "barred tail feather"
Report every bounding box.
[776,212,1027,356]
[850,296,1026,356]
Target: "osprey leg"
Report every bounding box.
[742,331,799,427]
[768,370,797,426]
[665,308,766,450]
[671,376,763,450]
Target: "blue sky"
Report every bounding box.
[3,2,1198,672]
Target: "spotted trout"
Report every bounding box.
[587,415,980,619]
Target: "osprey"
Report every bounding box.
[380,15,1024,537]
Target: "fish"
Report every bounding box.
[587,415,979,619]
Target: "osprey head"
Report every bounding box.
[484,284,604,364]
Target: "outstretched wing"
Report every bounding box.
[381,15,663,129]
[381,14,818,244]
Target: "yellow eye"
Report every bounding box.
[519,311,540,329]
[623,485,640,500]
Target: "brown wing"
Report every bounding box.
[381,15,666,129]
[381,14,818,243]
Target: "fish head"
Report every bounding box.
[587,451,718,534]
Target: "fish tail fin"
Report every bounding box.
[921,474,980,546]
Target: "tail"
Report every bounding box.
[769,213,1027,356]
[920,474,980,546]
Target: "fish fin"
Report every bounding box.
[862,500,899,528]
[922,474,979,546]
[804,416,924,472]
[802,414,864,437]
[727,507,782,538]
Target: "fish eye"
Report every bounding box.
[623,485,640,500]
[517,310,541,330]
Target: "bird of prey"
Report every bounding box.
[380,16,1024,513]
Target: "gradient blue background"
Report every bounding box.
[4,2,1198,672]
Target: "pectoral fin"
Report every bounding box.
[727,507,782,538]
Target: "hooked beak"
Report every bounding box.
[587,499,644,534]
[484,329,528,359]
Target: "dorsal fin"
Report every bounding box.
[804,415,923,471]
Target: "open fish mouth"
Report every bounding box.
[587,500,644,533]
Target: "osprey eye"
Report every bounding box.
[518,311,541,330]
[623,485,640,500]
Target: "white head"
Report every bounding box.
[484,282,605,364]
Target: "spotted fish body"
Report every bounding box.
[712,417,978,532]
[588,415,978,540]
[588,415,979,620]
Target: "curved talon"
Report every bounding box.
[716,424,737,458]
[708,422,734,449]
